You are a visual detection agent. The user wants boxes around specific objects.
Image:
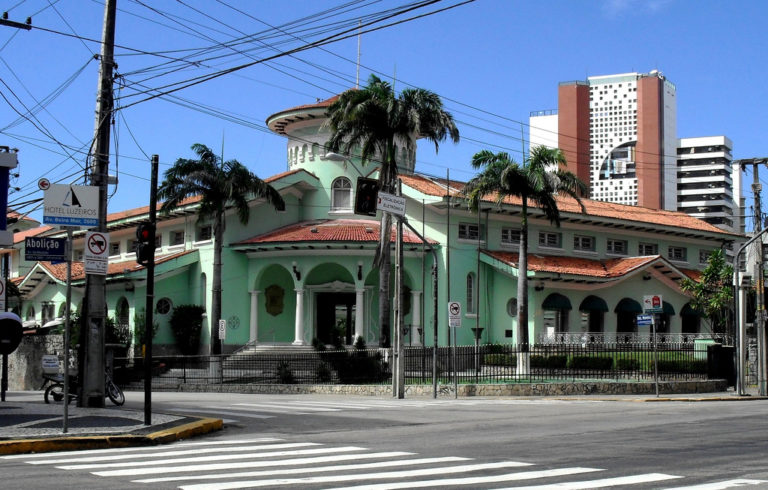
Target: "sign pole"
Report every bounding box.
[63,227,73,433]
[652,313,659,398]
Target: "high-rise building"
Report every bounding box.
[530,70,677,211]
[677,136,741,233]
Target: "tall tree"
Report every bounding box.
[325,74,459,346]
[158,143,284,355]
[463,146,586,373]
[680,249,733,336]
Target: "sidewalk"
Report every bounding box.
[0,392,223,455]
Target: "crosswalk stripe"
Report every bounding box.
[0,438,283,460]
[276,400,390,409]
[30,442,317,465]
[177,462,548,490]
[94,451,415,477]
[325,467,603,490]
[180,407,275,419]
[234,402,340,412]
[55,446,367,470]
[211,404,311,415]
[501,472,682,488]
[667,479,768,489]
[132,456,473,483]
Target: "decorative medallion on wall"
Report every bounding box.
[265,284,285,316]
[228,315,240,330]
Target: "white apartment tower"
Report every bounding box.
[677,136,741,233]
[531,71,678,211]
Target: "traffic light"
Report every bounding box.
[135,222,155,266]
[354,177,379,217]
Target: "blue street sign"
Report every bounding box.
[637,314,653,326]
[25,237,67,262]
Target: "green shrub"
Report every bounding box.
[314,339,389,384]
[568,356,613,370]
[169,304,205,355]
[531,355,568,369]
[484,353,513,366]
[653,359,707,374]
[133,308,159,347]
[315,362,333,383]
[484,343,506,354]
[615,358,640,371]
[276,361,296,384]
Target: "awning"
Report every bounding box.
[614,297,643,313]
[542,293,572,310]
[662,301,676,315]
[681,302,704,317]
[579,295,609,312]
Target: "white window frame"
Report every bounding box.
[170,230,185,247]
[606,238,628,256]
[458,222,484,241]
[668,246,688,262]
[538,231,562,249]
[330,177,353,211]
[109,242,120,257]
[501,227,521,247]
[196,225,213,243]
[699,250,712,265]
[466,273,476,315]
[573,235,596,252]
[638,242,658,255]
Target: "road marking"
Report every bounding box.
[132,456,472,483]
[56,446,366,470]
[0,437,283,460]
[667,479,768,489]
[233,402,340,412]
[501,472,682,488]
[178,461,545,490]
[177,407,275,419]
[31,442,317,465]
[95,451,415,477]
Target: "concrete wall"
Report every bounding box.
[7,334,64,391]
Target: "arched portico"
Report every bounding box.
[305,262,359,346]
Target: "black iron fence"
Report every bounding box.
[115,340,728,388]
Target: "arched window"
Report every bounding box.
[115,297,130,331]
[542,293,571,335]
[331,177,352,211]
[466,273,476,314]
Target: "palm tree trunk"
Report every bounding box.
[211,212,223,356]
[516,200,530,376]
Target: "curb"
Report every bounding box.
[0,417,223,456]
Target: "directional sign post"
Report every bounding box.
[636,314,654,327]
[377,191,406,217]
[643,295,663,313]
[84,231,109,275]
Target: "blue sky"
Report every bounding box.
[1,0,766,225]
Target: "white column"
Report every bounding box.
[249,290,260,344]
[293,288,305,345]
[355,288,365,343]
[411,290,422,345]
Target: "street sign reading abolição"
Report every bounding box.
[24,237,67,262]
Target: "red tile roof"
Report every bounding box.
[483,250,665,279]
[235,219,435,245]
[12,225,54,244]
[34,250,196,282]
[399,173,736,237]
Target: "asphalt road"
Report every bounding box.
[3,391,768,489]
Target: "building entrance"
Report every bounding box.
[316,292,356,346]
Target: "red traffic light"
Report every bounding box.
[136,222,155,243]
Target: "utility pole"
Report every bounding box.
[82,0,117,408]
[736,157,768,396]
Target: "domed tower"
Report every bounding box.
[266,95,418,218]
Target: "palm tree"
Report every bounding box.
[463,146,587,373]
[325,74,459,346]
[158,143,285,355]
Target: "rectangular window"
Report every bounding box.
[171,230,185,246]
[573,235,595,252]
[501,228,521,246]
[538,231,562,248]
[607,239,628,255]
[505,329,513,338]
[155,234,162,250]
[109,242,120,256]
[638,243,658,255]
[197,225,212,242]
[668,246,687,262]
[458,223,484,241]
[129,239,139,253]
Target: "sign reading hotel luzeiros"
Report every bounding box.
[43,184,99,227]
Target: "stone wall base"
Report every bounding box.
[143,379,729,397]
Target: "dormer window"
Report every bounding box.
[331,177,352,211]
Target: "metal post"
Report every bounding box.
[144,155,158,425]
[652,313,659,398]
[83,0,116,408]
[63,228,73,432]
